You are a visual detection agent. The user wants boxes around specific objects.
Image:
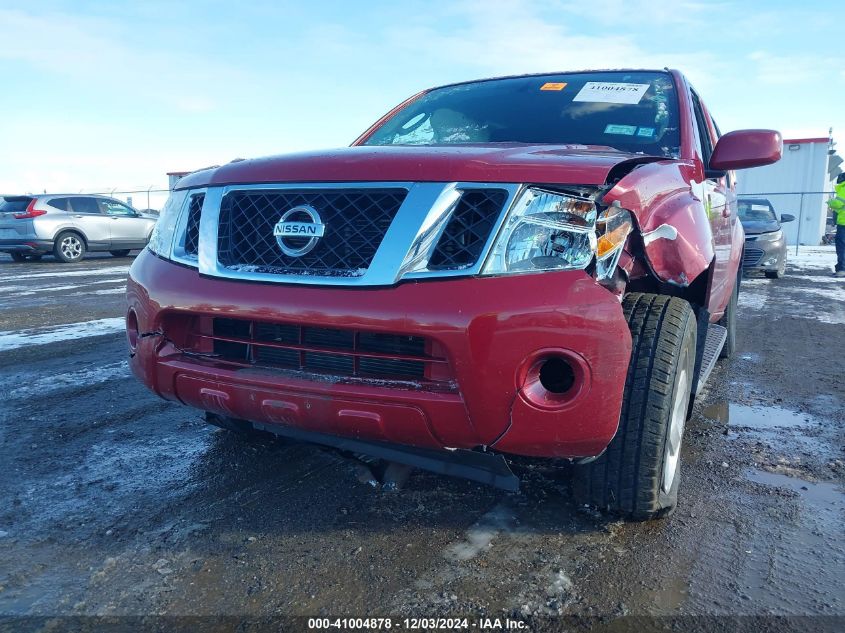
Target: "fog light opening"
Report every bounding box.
[538,357,575,394]
[126,309,139,352]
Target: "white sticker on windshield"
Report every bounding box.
[751,204,770,211]
[573,82,650,104]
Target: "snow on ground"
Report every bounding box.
[738,291,768,311]
[0,265,129,282]
[787,245,837,272]
[0,317,126,352]
[0,277,127,296]
[738,245,845,325]
[7,360,129,400]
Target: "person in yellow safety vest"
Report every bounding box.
[828,173,845,277]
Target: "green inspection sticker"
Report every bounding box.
[604,124,637,135]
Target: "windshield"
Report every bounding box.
[362,71,680,157]
[738,200,777,222]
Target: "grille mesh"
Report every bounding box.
[217,189,407,275]
[743,247,764,267]
[183,193,204,257]
[428,189,508,270]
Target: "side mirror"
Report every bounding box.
[709,129,783,171]
[780,213,795,223]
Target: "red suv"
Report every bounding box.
[127,70,780,519]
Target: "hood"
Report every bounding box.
[741,219,781,236]
[175,145,665,189]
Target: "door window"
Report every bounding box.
[690,91,714,166]
[100,199,136,216]
[71,197,102,214]
[47,197,70,211]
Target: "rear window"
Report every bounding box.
[362,71,681,157]
[0,196,33,213]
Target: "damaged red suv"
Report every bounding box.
[127,69,781,519]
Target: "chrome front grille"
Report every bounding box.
[428,188,508,270]
[216,188,407,276]
[183,193,204,257]
[171,182,521,286]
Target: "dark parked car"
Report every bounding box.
[739,198,794,278]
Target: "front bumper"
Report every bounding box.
[743,236,785,272]
[127,250,631,459]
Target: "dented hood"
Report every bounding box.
[175,144,655,189]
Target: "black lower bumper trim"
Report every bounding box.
[219,414,520,492]
[0,239,53,252]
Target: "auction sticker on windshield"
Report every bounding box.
[573,82,649,104]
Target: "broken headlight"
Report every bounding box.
[595,202,634,280]
[482,189,597,274]
[147,189,188,259]
[482,188,633,279]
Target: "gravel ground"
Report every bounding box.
[0,249,842,632]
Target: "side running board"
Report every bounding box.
[695,323,727,393]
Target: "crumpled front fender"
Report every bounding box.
[602,160,713,287]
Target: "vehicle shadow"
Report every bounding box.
[176,425,613,539]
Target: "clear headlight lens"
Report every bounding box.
[147,189,188,258]
[482,189,598,274]
[756,230,783,242]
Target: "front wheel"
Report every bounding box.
[53,232,86,263]
[109,250,131,257]
[573,293,697,520]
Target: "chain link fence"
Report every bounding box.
[79,187,170,213]
[10,187,172,213]
[737,191,837,254]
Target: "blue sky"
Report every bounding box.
[0,0,841,204]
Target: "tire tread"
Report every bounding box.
[573,292,696,519]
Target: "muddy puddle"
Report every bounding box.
[746,469,844,510]
[700,401,831,454]
[701,401,819,430]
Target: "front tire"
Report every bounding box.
[53,232,86,263]
[109,250,131,257]
[573,293,697,520]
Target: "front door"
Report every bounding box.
[99,198,147,249]
[66,196,110,249]
[691,92,732,318]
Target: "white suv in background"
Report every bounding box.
[0,194,157,263]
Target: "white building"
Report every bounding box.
[735,137,836,245]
